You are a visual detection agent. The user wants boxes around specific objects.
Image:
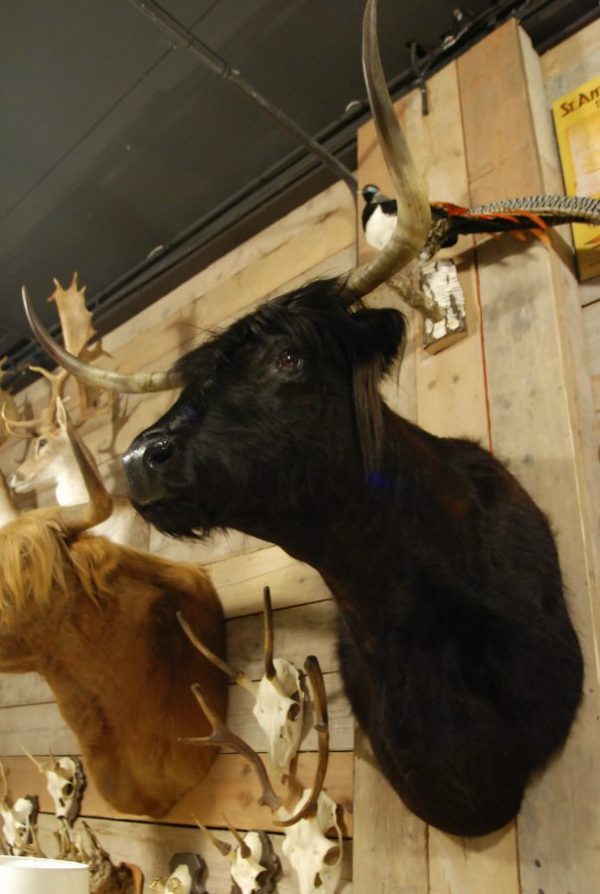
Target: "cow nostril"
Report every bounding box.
[146,438,177,469]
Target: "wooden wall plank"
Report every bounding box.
[541,16,600,99]
[100,182,355,355]
[2,752,353,835]
[226,599,339,680]
[0,593,339,713]
[0,671,51,708]
[0,671,353,756]
[353,82,429,894]
[402,57,520,894]
[459,19,600,894]
[0,548,332,707]
[208,545,331,617]
[35,815,354,894]
[428,826,520,894]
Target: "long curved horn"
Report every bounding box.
[22,288,183,394]
[340,0,431,298]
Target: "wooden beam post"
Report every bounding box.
[458,19,600,894]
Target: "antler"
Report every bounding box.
[0,358,17,444]
[274,655,329,827]
[193,816,233,857]
[340,0,431,298]
[181,647,330,827]
[49,274,96,358]
[4,275,111,437]
[183,684,283,813]
[177,611,255,694]
[0,365,68,438]
[262,586,277,682]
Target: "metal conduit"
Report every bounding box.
[126,0,358,195]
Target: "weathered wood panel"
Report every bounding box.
[2,752,354,835]
[0,670,353,756]
[0,548,333,707]
[459,18,600,894]
[406,54,521,894]
[353,72,430,894]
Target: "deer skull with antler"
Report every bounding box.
[178,587,304,778]
[26,752,86,826]
[55,819,144,894]
[179,609,343,894]
[149,853,207,894]
[5,273,109,491]
[0,762,42,857]
[193,824,280,894]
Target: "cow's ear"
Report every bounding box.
[351,307,407,372]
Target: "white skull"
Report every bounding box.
[281,790,343,894]
[150,852,206,894]
[164,863,192,892]
[228,830,280,894]
[252,658,304,776]
[0,796,36,854]
[230,831,267,894]
[44,756,85,823]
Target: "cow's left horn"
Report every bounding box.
[22,288,183,394]
[340,0,431,298]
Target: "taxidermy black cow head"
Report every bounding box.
[123,282,407,544]
[23,0,583,837]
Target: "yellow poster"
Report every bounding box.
[552,75,600,281]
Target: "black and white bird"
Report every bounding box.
[361,183,600,258]
[361,184,400,251]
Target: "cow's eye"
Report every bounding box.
[276,349,302,372]
[37,438,48,451]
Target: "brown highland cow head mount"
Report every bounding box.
[0,401,226,818]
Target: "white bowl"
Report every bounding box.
[0,856,90,894]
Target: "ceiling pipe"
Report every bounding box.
[126,0,358,195]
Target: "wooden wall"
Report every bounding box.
[0,14,599,894]
[541,16,600,439]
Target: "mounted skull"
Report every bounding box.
[26,752,86,826]
[149,852,207,894]
[178,587,304,777]
[57,819,144,894]
[196,825,280,894]
[0,763,41,857]
[180,633,343,894]
[280,790,343,894]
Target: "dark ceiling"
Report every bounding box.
[0,0,597,384]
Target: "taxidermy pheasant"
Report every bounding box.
[362,184,600,260]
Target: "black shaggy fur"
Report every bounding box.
[123,279,583,836]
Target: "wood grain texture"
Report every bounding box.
[404,56,519,894]
[353,76,428,894]
[541,16,600,98]
[460,20,600,894]
[1,752,353,835]
[0,671,353,756]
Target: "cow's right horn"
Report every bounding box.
[22,287,183,394]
